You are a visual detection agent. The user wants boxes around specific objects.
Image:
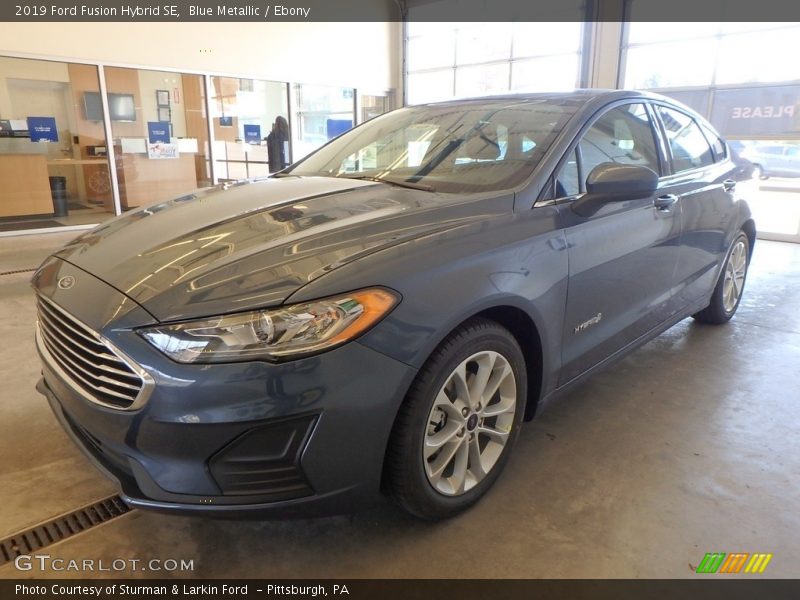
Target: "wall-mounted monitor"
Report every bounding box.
[83,91,137,122]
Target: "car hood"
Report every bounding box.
[54,176,509,322]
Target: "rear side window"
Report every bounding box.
[657,106,714,172]
[700,124,727,161]
[579,103,661,182]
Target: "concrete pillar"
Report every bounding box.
[585,0,626,89]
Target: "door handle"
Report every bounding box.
[723,179,736,192]
[654,194,678,210]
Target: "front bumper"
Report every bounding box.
[33,259,417,517]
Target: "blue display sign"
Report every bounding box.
[244,124,261,144]
[147,121,171,144]
[326,119,353,139]
[27,116,58,142]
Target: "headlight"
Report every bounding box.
[139,288,399,363]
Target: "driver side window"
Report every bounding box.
[554,103,660,199]
[579,103,660,182]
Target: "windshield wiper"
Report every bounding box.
[339,175,435,192]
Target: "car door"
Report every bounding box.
[554,102,683,385]
[653,104,737,307]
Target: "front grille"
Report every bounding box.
[36,295,146,410]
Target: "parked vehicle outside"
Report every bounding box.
[740,143,800,179]
[33,90,755,520]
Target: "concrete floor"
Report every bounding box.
[0,231,798,579]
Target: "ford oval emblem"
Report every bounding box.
[57,276,75,290]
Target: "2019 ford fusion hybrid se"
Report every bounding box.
[33,90,755,520]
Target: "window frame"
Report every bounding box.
[403,21,589,106]
[698,123,728,163]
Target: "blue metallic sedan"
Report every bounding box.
[33,90,754,519]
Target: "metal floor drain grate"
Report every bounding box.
[0,495,132,567]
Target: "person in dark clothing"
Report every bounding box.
[267,115,290,172]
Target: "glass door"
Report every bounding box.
[0,56,115,232]
[209,77,289,182]
[103,67,211,210]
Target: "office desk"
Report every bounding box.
[0,154,53,218]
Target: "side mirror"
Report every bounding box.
[571,162,658,217]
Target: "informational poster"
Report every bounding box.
[219,116,233,127]
[27,116,58,142]
[326,119,353,139]
[243,123,261,144]
[709,85,800,137]
[147,121,171,144]
[147,142,179,159]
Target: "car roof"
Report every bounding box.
[415,89,668,107]
[412,89,709,126]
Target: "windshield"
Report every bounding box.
[285,97,582,193]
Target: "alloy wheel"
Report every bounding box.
[723,239,747,313]
[423,351,517,496]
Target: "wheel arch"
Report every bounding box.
[741,218,756,258]
[473,305,544,422]
[379,303,546,497]
[391,301,547,426]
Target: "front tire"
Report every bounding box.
[752,164,769,180]
[693,231,750,324]
[386,318,526,520]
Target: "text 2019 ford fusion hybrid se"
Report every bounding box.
[33,90,755,520]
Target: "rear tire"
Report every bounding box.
[752,164,769,180]
[693,231,750,325]
[385,317,526,520]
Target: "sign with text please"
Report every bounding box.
[711,85,800,137]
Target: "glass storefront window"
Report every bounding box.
[456,23,513,65]
[0,53,380,232]
[292,84,355,160]
[455,63,510,98]
[407,71,455,105]
[511,54,581,92]
[209,77,289,181]
[716,28,800,85]
[406,30,456,71]
[512,22,583,58]
[624,22,720,45]
[735,140,800,242]
[623,19,800,89]
[359,92,394,124]
[102,67,210,211]
[623,39,717,89]
[0,56,114,232]
[405,22,584,105]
